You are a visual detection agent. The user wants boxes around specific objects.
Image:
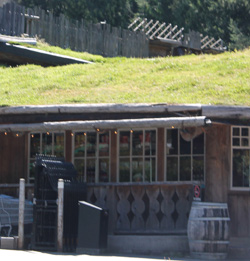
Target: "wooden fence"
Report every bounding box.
[87,183,193,235]
[0,2,149,58]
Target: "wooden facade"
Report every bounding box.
[0,104,250,247]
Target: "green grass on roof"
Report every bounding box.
[0,41,250,106]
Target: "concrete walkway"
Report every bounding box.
[0,249,249,261]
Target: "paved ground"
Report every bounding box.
[0,249,249,261]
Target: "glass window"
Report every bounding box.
[232,126,250,188]
[73,131,110,183]
[118,129,157,182]
[166,129,205,182]
[28,132,65,182]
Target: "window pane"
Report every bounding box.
[99,132,109,157]
[75,133,86,157]
[75,159,85,182]
[29,159,36,179]
[167,157,178,181]
[145,158,156,182]
[180,156,191,181]
[180,136,191,155]
[233,138,240,146]
[233,149,250,187]
[145,130,156,156]
[167,129,178,155]
[119,158,130,182]
[86,159,95,183]
[99,159,109,182]
[54,133,64,157]
[42,133,52,155]
[193,133,204,154]
[233,127,240,136]
[132,131,143,156]
[30,133,40,158]
[120,131,130,156]
[242,138,249,147]
[242,128,249,137]
[193,156,204,181]
[132,158,143,182]
[87,132,96,157]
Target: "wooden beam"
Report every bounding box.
[202,106,250,119]
[0,103,202,115]
[0,116,210,133]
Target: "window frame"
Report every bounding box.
[164,128,206,183]
[231,126,250,191]
[28,131,65,183]
[72,130,111,183]
[117,128,157,183]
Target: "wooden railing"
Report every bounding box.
[87,183,193,235]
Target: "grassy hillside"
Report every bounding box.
[0,42,250,106]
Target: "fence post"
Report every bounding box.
[18,178,25,250]
[57,179,64,252]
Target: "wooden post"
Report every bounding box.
[57,179,64,252]
[18,178,25,250]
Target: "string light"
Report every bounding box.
[31,134,34,138]
[114,130,118,135]
[71,132,74,137]
[96,128,100,132]
[130,129,133,133]
[84,132,86,136]
[4,132,7,136]
[47,132,50,135]
[171,126,175,129]
[16,133,19,137]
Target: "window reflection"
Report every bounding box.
[119,129,156,182]
[233,149,250,187]
[73,131,110,183]
[166,129,205,182]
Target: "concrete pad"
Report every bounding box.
[108,235,189,255]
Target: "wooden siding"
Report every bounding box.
[0,132,28,184]
[205,124,230,203]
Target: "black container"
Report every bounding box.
[77,201,108,252]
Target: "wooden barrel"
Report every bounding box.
[187,201,230,259]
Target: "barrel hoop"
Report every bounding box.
[192,205,227,209]
[189,217,230,221]
[191,252,227,258]
[189,239,230,244]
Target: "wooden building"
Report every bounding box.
[0,103,249,255]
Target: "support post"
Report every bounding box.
[18,178,25,249]
[57,179,64,252]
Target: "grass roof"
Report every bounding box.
[0,42,250,106]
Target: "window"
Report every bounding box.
[118,129,157,182]
[73,131,110,183]
[166,128,205,182]
[28,132,65,182]
[232,126,250,188]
